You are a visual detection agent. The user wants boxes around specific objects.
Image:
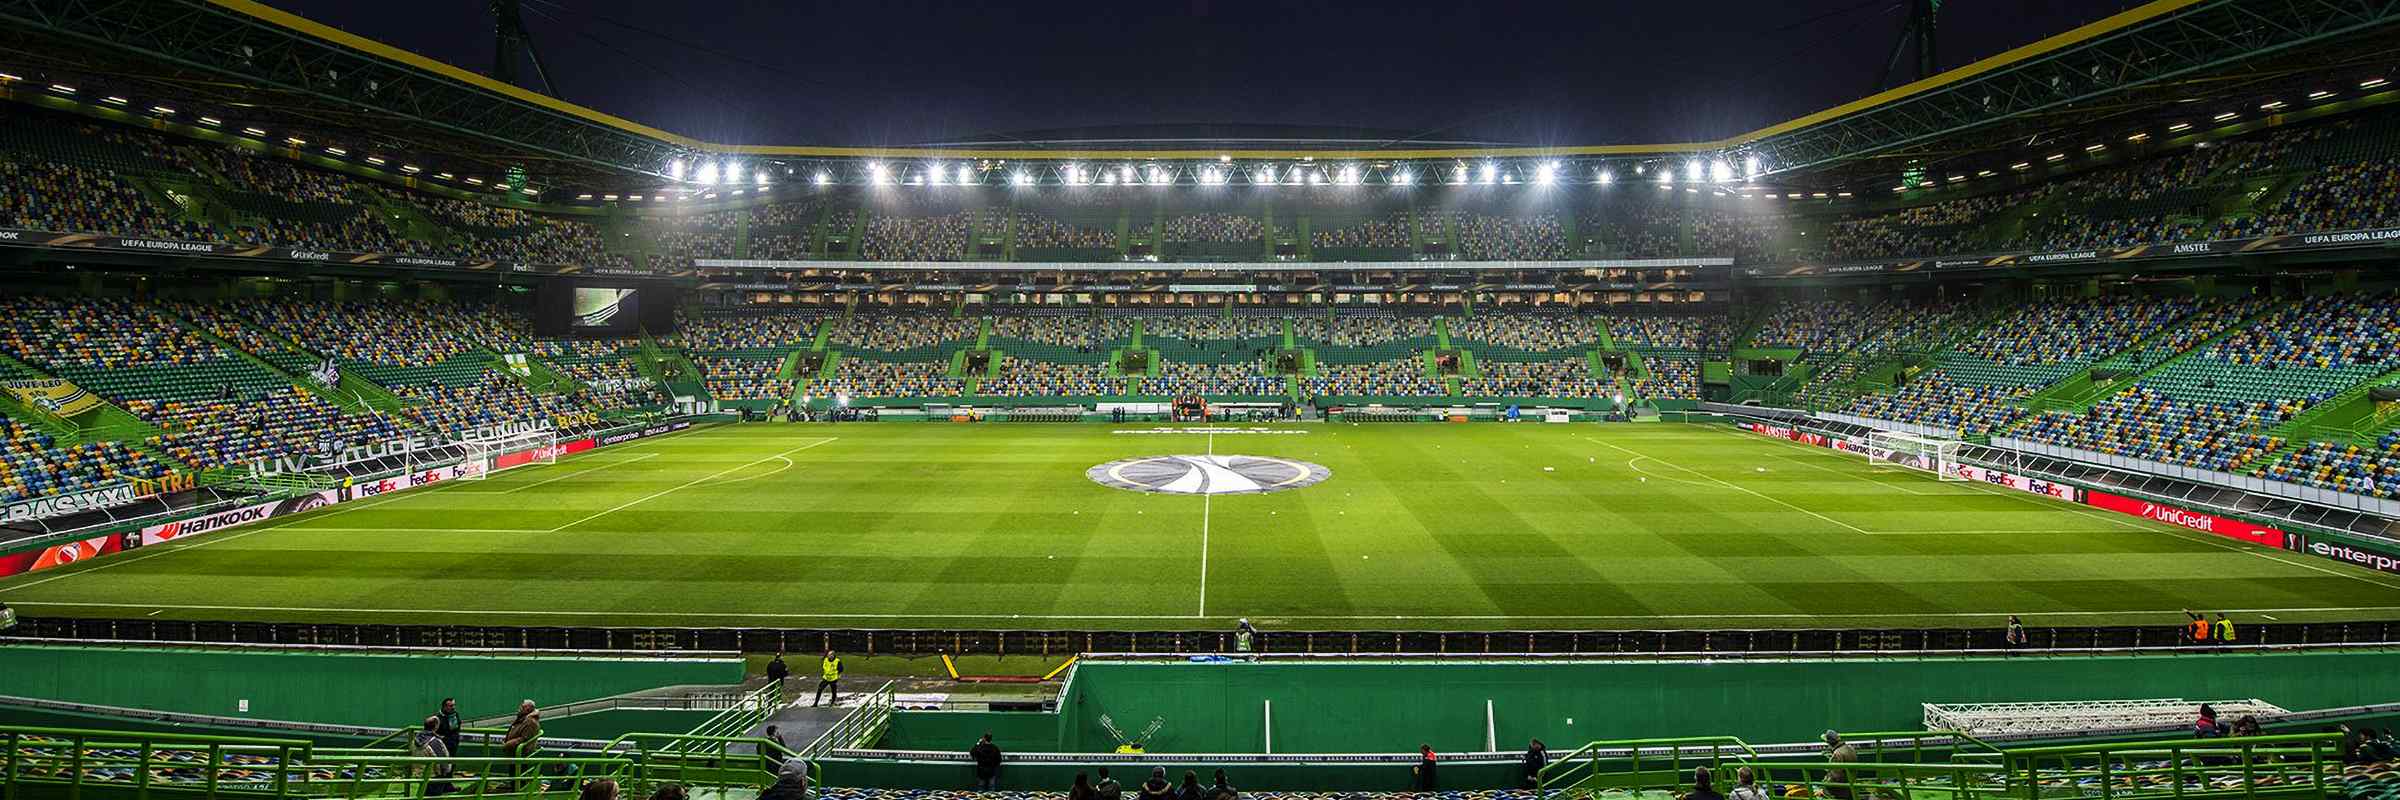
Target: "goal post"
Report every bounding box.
[457,430,559,481]
[1864,430,1967,481]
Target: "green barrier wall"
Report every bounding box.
[822,757,1520,793]
[881,710,1064,753]
[537,708,723,741]
[0,645,742,726]
[876,652,2400,755]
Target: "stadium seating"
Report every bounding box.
[2268,435,2400,499]
[1459,358,1603,397]
[984,357,1117,397]
[0,412,166,502]
[1448,314,1598,358]
[1305,356,1442,397]
[818,357,966,399]
[1140,362,1288,397]
[134,386,402,471]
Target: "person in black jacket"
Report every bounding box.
[1413,744,1438,790]
[1521,738,1549,788]
[765,652,790,690]
[436,698,463,759]
[970,733,1003,789]
[1134,767,1175,800]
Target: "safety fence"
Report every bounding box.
[11,618,2400,655]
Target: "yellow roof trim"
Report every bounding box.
[206,0,2205,163]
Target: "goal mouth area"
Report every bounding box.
[1863,430,1968,481]
[456,430,561,480]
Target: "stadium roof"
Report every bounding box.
[0,0,2396,198]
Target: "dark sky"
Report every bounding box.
[266,0,2138,148]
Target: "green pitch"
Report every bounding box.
[6,422,2400,630]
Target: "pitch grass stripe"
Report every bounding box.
[1722,425,2400,592]
[1584,435,1873,535]
[544,438,836,533]
[1198,430,1213,617]
[0,486,444,594]
[18,600,2400,622]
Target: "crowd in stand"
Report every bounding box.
[988,314,1102,348]
[1632,356,1700,400]
[1952,296,2196,368]
[695,355,790,402]
[1305,357,1443,397]
[681,311,817,353]
[1606,315,1726,351]
[2017,389,2289,471]
[1294,316,1434,347]
[134,387,402,470]
[0,296,224,369]
[817,358,965,398]
[1447,314,1597,354]
[394,372,601,438]
[225,298,481,369]
[835,314,980,353]
[983,358,1116,396]
[1310,213,1413,250]
[1452,214,1568,260]
[0,413,165,502]
[1014,214,1118,249]
[1149,213,1264,243]
[1845,369,2034,435]
[1142,315,1282,342]
[1461,359,1604,397]
[2269,433,2400,499]
[1141,362,1288,396]
[862,213,972,261]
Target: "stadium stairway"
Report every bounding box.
[2249,365,2400,475]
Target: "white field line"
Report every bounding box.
[1583,435,1874,535]
[1198,430,1214,617]
[15,600,2400,622]
[544,438,836,533]
[445,452,663,495]
[1717,427,2400,591]
[1710,428,1939,496]
[0,487,447,594]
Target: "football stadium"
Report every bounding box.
[11,1,2400,799]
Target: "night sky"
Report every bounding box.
[265,0,2138,148]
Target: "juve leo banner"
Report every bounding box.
[2085,490,2285,547]
[3,378,103,417]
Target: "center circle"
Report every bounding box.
[1087,455,1331,495]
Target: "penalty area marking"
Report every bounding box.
[17,600,2400,623]
[545,438,835,533]
[445,452,663,495]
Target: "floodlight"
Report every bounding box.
[814,171,832,186]
[696,162,720,184]
[1597,168,1614,185]
[1012,171,1033,186]
[1480,163,1497,184]
[668,159,685,180]
[1711,160,1733,183]
[1394,170,1414,185]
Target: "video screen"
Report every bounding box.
[572,287,639,332]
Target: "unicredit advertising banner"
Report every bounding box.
[2085,490,2285,547]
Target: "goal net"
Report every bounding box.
[1865,430,1966,481]
[457,430,559,481]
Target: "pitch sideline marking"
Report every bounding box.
[446,452,664,496]
[0,486,448,594]
[545,438,837,533]
[1719,428,2400,592]
[18,600,2400,622]
[1582,435,1874,536]
[1197,430,1213,617]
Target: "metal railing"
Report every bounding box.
[667,681,782,755]
[0,724,796,800]
[1536,736,1761,798]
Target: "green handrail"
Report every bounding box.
[1536,736,1760,799]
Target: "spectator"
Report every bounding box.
[436,698,462,758]
[1729,766,1769,800]
[1235,618,1258,654]
[2195,704,2224,738]
[970,733,1003,789]
[500,699,541,791]
[650,785,688,800]
[2004,616,2026,649]
[409,715,451,783]
[1822,731,1856,800]
[815,650,843,707]
[1686,766,1725,800]
[1068,774,1096,800]
[1207,768,1237,800]
[0,601,15,632]
[1095,767,1123,800]
[1176,770,1205,800]
[764,725,787,754]
[580,779,618,800]
[1414,744,1439,790]
[1135,767,1175,800]
[759,759,810,800]
[767,651,790,689]
[1522,738,1549,788]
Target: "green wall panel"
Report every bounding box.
[0,645,741,727]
